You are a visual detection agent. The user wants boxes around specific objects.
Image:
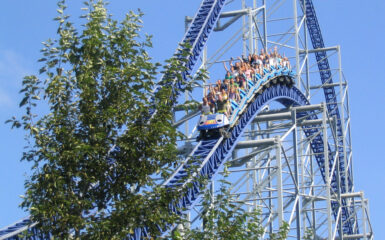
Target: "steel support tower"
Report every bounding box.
[175,0,372,239]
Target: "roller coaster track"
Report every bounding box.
[0,70,349,239]
[159,0,226,99]
[301,1,355,234]
[130,68,353,239]
[301,0,352,198]
[1,0,357,238]
[1,1,229,239]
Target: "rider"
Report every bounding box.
[216,93,228,117]
[200,97,212,115]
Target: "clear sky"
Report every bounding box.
[0,0,384,238]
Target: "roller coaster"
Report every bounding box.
[0,0,373,239]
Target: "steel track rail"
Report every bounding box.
[129,70,351,239]
[300,0,354,233]
[0,75,350,240]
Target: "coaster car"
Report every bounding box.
[197,113,230,140]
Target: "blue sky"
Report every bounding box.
[0,0,384,238]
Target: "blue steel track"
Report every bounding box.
[301,0,352,196]
[0,0,356,238]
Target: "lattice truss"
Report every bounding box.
[174,0,373,239]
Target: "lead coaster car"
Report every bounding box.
[197,113,231,140]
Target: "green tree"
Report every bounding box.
[173,172,289,240]
[177,179,264,240]
[8,0,202,238]
[303,228,315,240]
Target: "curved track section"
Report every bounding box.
[0,71,353,239]
[180,0,226,75]
[0,1,230,239]
[158,0,226,99]
[131,73,352,239]
[0,73,351,240]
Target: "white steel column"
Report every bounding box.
[323,103,332,240]
[242,0,247,56]
[248,8,254,55]
[276,137,284,226]
[253,0,258,53]
[292,109,301,240]
[337,46,349,195]
[293,0,301,89]
[262,0,267,51]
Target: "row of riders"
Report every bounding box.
[200,47,291,117]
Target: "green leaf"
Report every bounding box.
[19,96,28,107]
[10,2,201,238]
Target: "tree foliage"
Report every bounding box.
[173,172,289,240]
[8,0,201,238]
[8,0,291,239]
[176,179,264,240]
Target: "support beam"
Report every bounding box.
[323,102,333,240]
[234,138,276,149]
[186,9,250,23]
[342,233,373,239]
[253,113,333,126]
[254,112,291,122]
[178,138,277,155]
[256,104,323,117]
[299,46,339,54]
[172,110,200,128]
[299,118,334,126]
[194,7,258,33]
[276,137,284,226]
[341,192,363,199]
[310,82,346,90]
